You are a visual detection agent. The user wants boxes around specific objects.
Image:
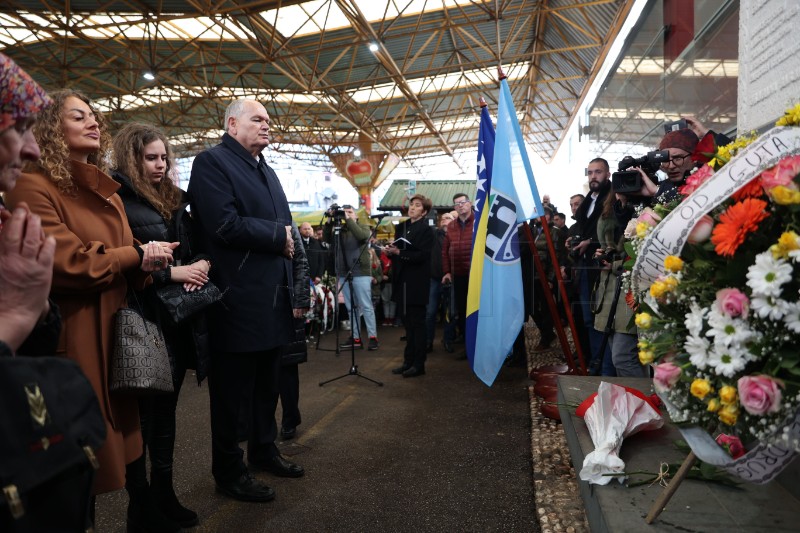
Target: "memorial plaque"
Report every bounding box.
[738,0,800,131]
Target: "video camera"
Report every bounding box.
[325,203,352,223]
[611,150,669,194]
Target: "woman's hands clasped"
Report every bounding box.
[141,241,179,272]
[170,260,211,292]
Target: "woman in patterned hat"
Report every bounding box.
[0,52,56,355]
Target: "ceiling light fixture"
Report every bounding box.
[353,148,362,157]
[368,43,379,52]
[143,71,155,81]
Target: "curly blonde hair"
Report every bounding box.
[28,89,111,193]
[111,123,181,220]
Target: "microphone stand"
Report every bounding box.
[319,215,383,387]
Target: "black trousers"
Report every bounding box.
[209,348,281,483]
[279,363,301,430]
[138,367,185,474]
[400,303,427,369]
[453,275,468,338]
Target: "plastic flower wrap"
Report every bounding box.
[575,382,663,485]
[629,105,800,483]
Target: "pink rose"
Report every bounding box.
[715,434,745,459]
[637,208,662,227]
[759,155,800,189]
[688,215,714,244]
[653,362,682,393]
[715,288,750,318]
[679,165,715,196]
[738,375,783,415]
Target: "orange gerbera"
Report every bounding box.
[710,198,769,257]
[625,290,637,310]
[731,177,765,201]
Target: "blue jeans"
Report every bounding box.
[579,267,614,376]
[340,275,378,340]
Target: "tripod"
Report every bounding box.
[319,212,383,387]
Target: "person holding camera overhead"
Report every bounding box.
[323,204,380,351]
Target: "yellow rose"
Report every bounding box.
[707,398,721,413]
[718,404,739,426]
[690,378,713,399]
[636,222,650,239]
[664,255,684,273]
[771,185,800,205]
[663,276,679,290]
[638,350,655,365]
[635,312,652,329]
[719,385,738,406]
[637,338,650,350]
[650,281,667,298]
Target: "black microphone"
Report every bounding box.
[370,213,388,221]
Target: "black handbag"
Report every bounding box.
[155,280,221,324]
[0,354,106,532]
[110,307,173,394]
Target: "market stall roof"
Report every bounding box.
[379,179,476,211]
[0,0,634,177]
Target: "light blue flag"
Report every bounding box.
[471,78,544,386]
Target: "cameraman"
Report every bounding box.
[323,205,379,351]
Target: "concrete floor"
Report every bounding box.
[95,323,538,532]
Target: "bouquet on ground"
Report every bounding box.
[576,382,663,485]
[629,104,800,482]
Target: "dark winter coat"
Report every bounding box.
[188,133,294,353]
[391,217,434,309]
[112,171,211,384]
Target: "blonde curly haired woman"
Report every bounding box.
[5,89,176,530]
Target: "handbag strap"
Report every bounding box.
[125,288,152,335]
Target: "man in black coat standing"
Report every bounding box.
[386,194,434,377]
[189,98,303,503]
[299,221,326,280]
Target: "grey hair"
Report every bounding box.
[223,99,250,132]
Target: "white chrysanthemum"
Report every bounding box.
[789,249,800,263]
[746,253,793,297]
[751,295,791,320]
[706,308,753,347]
[685,335,711,369]
[707,344,749,378]
[784,303,800,333]
[684,303,707,337]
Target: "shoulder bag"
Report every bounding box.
[110,304,173,394]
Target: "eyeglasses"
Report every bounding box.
[454,200,470,207]
[661,153,690,167]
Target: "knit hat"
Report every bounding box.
[0,53,51,133]
[658,129,699,153]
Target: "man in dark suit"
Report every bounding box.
[189,98,304,503]
[571,158,612,375]
[299,221,326,280]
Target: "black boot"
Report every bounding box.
[151,470,199,528]
[126,457,181,533]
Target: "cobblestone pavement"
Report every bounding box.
[523,323,590,533]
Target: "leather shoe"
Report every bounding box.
[402,366,425,378]
[280,426,296,439]
[216,472,275,502]
[251,455,305,478]
[391,364,410,375]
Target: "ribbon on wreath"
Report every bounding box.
[633,125,800,483]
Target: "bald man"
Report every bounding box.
[299,221,326,279]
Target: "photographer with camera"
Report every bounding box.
[590,192,648,378]
[323,204,380,351]
[570,158,614,375]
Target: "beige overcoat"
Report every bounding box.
[7,161,148,494]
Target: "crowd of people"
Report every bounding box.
[1,46,733,531]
